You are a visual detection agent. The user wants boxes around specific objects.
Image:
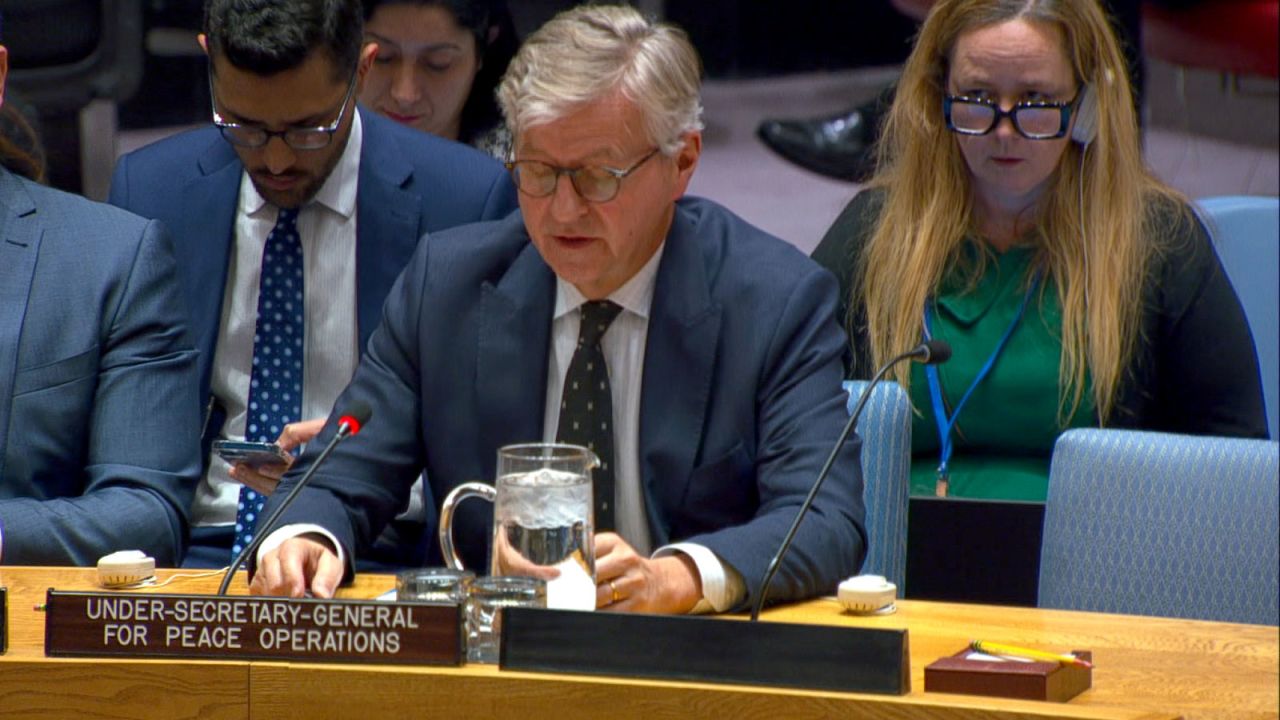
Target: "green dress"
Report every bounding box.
[907,244,1095,501]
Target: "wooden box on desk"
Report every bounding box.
[924,649,1092,702]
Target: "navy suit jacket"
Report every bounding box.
[107,107,518,410]
[269,197,867,608]
[0,168,201,565]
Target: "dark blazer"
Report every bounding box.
[107,107,518,409]
[0,167,201,565]
[813,189,1268,438]
[268,197,868,608]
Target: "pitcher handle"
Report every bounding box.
[438,482,498,571]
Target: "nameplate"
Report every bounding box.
[502,608,910,695]
[43,590,461,665]
[1,587,7,655]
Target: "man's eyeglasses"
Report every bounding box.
[504,148,661,203]
[943,91,1082,140]
[210,71,358,150]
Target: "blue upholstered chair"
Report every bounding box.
[1195,196,1279,439]
[843,380,912,589]
[1040,428,1279,625]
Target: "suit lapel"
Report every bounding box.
[639,208,722,544]
[476,239,556,461]
[182,142,242,398]
[355,109,420,349]
[0,172,42,480]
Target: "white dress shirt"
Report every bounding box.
[193,113,372,527]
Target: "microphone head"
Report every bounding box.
[337,401,373,436]
[918,339,952,365]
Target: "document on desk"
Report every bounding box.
[966,651,1034,662]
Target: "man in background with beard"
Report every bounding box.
[109,0,516,568]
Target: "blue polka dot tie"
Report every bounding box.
[233,207,304,563]
[556,301,623,531]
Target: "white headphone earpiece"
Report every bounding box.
[1071,83,1098,146]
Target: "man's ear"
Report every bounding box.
[670,130,701,199]
[197,33,209,55]
[356,41,378,92]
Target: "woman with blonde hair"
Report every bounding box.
[812,0,1266,501]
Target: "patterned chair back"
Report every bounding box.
[844,380,912,588]
[1040,428,1279,625]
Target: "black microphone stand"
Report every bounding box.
[749,341,948,621]
[217,409,369,596]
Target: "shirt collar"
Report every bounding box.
[240,109,363,220]
[554,242,666,322]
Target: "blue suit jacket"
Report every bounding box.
[107,107,518,409]
[269,197,867,608]
[0,168,201,565]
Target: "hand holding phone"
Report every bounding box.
[215,419,325,496]
[213,440,293,469]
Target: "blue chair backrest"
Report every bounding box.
[1040,428,1279,625]
[1195,196,1279,439]
[844,380,911,588]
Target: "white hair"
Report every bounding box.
[496,4,704,155]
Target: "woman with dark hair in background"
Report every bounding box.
[360,0,518,158]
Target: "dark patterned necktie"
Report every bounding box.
[556,300,623,531]
[233,207,303,562]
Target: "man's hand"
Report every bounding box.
[229,418,326,495]
[250,534,344,598]
[593,532,701,613]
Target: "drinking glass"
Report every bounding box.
[396,567,474,603]
[465,575,546,664]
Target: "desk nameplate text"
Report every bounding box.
[1,587,7,654]
[43,590,461,665]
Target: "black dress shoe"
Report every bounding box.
[756,86,894,183]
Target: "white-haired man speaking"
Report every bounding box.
[251,4,866,615]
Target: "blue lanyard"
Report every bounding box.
[925,273,1041,494]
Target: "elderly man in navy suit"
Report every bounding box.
[0,38,201,565]
[253,4,866,614]
[109,0,517,567]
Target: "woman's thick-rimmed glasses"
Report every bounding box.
[210,71,358,150]
[504,148,661,203]
[943,91,1081,140]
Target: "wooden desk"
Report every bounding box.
[1,567,1275,720]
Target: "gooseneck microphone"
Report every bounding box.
[749,340,950,621]
[218,402,373,596]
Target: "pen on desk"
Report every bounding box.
[970,639,1093,668]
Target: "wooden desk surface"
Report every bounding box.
[1,567,1275,720]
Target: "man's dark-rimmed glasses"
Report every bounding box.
[210,71,358,151]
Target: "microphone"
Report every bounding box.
[217,402,373,595]
[916,338,951,365]
[749,340,950,621]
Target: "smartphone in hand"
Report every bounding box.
[212,440,293,469]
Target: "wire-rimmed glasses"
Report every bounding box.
[504,148,661,203]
